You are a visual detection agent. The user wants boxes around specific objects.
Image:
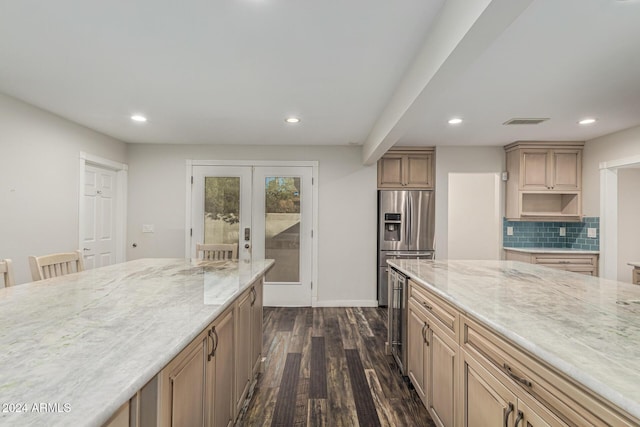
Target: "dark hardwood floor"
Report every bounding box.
[240,307,436,427]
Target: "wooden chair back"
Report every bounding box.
[196,243,238,261]
[29,250,85,281]
[0,259,15,287]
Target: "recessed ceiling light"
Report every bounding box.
[448,118,463,125]
[578,118,596,125]
[131,115,147,123]
[285,117,300,124]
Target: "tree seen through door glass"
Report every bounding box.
[265,177,300,283]
[204,177,240,252]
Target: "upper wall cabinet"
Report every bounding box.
[505,141,584,221]
[378,147,434,189]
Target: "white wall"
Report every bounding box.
[617,168,640,283]
[0,92,127,284]
[448,173,501,260]
[434,146,505,259]
[583,125,640,216]
[126,144,377,306]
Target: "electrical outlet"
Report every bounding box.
[587,228,597,238]
[507,226,514,236]
[142,224,155,233]
[559,227,566,237]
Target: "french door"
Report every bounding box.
[190,164,313,306]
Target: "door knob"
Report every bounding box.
[244,243,250,249]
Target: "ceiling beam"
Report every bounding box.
[361,0,534,165]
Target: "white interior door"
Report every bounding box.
[82,165,117,269]
[252,167,313,306]
[191,166,252,262]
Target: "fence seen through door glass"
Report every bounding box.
[204,177,240,253]
[264,177,300,282]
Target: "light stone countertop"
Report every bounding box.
[387,259,640,422]
[0,258,274,427]
[504,247,600,254]
[628,262,640,268]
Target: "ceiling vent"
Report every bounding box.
[503,118,549,125]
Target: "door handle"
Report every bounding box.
[514,410,524,427]
[504,402,514,427]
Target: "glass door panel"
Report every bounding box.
[191,166,252,261]
[264,177,301,283]
[204,177,240,248]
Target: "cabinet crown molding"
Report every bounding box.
[504,141,584,152]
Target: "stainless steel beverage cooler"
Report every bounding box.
[377,190,435,306]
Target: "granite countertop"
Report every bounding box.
[388,259,640,421]
[504,246,600,254]
[0,258,274,427]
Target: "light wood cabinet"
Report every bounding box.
[461,350,567,427]
[505,142,583,221]
[461,314,635,426]
[251,280,264,375]
[159,306,235,427]
[378,147,434,189]
[520,148,581,191]
[159,329,207,427]
[235,289,252,413]
[407,300,430,403]
[504,249,599,276]
[235,279,263,413]
[407,281,458,427]
[632,267,640,285]
[400,279,639,427]
[207,308,235,427]
[159,304,238,427]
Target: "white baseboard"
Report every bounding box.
[312,299,379,308]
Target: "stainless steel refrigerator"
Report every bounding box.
[377,190,435,306]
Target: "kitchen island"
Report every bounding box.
[0,258,273,427]
[388,259,640,426]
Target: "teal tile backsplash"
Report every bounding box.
[503,217,599,251]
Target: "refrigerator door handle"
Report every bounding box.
[406,193,412,246]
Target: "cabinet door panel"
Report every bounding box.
[462,352,516,427]
[551,151,580,190]
[429,327,456,427]
[251,281,264,374]
[170,343,205,427]
[408,304,427,401]
[206,309,235,427]
[521,150,549,189]
[378,156,404,187]
[235,290,252,411]
[405,154,433,188]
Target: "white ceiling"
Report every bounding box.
[1,0,639,160]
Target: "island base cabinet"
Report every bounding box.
[408,282,458,427]
[159,330,207,427]
[407,301,429,404]
[158,306,235,427]
[235,279,264,414]
[461,350,567,427]
[207,308,235,427]
[428,323,457,427]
